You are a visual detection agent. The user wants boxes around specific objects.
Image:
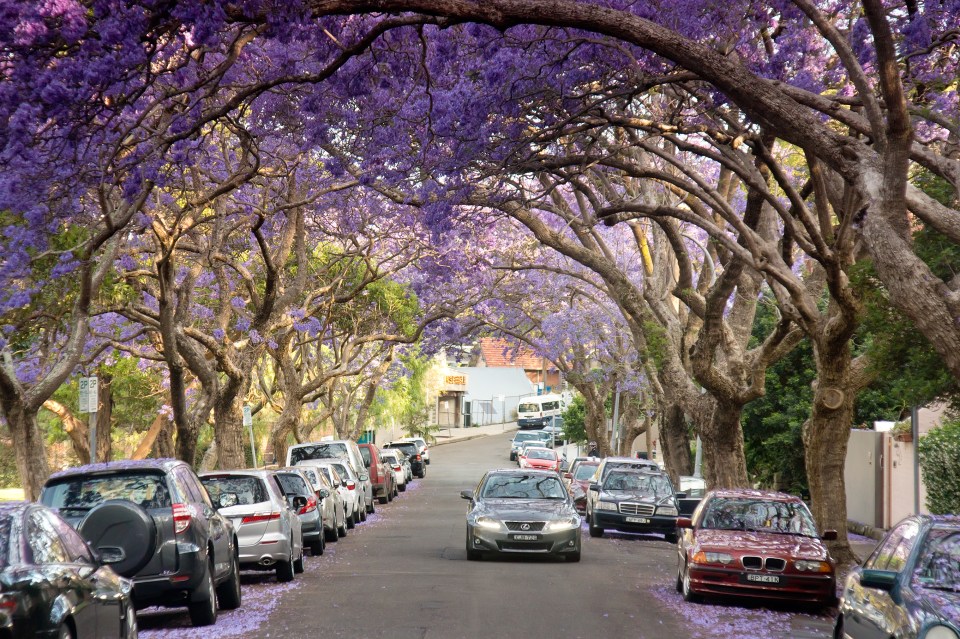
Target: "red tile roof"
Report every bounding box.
[476,338,551,370]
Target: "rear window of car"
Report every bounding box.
[573,464,599,480]
[276,473,310,496]
[0,516,10,568]
[299,468,320,486]
[200,476,268,506]
[527,449,556,460]
[289,443,349,465]
[513,432,541,442]
[359,447,372,466]
[387,443,417,456]
[42,472,172,512]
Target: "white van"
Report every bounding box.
[517,393,566,430]
[286,440,373,514]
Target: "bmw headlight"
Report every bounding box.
[657,506,679,516]
[924,626,960,639]
[596,501,618,511]
[475,516,502,531]
[692,551,734,565]
[794,560,832,573]
[545,516,581,532]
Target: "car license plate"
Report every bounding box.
[512,534,539,541]
[626,516,651,524]
[746,574,781,584]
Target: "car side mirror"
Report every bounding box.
[319,489,330,499]
[860,569,898,591]
[460,490,474,501]
[218,492,238,509]
[821,529,838,541]
[676,517,693,529]
[589,483,600,492]
[359,474,369,482]
[292,495,308,510]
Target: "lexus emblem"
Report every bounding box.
[520,523,531,531]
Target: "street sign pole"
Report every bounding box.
[80,377,99,463]
[243,405,257,468]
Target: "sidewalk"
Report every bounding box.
[432,421,519,446]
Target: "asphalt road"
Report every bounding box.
[139,431,843,639]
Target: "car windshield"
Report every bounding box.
[915,527,960,590]
[603,473,673,496]
[601,461,655,479]
[513,433,540,443]
[574,464,599,480]
[482,474,567,499]
[0,516,10,568]
[201,476,268,506]
[700,498,818,537]
[289,443,348,464]
[276,473,310,496]
[42,472,171,511]
[527,449,556,460]
[518,403,539,413]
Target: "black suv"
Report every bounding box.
[384,442,426,478]
[40,459,242,626]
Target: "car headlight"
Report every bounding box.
[924,626,960,639]
[596,501,618,511]
[474,516,502,531]
[692,551,734,565]
[794,560,832,573]
[545,516,581,532]
[657,506,679,516]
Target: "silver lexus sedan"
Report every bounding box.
[461,469,582,562]
[201,470,304,582]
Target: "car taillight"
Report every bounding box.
[241,512,281,524]
[172,503,192,535]
[413,454,422,462]
[299,496,317,515]
[0,593,18,613]
[392,465,402,471]
[346,481,356,490]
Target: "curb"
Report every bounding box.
[847,519,885,541]
[432,433,492,447]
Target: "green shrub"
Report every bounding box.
[918,418,960,514]
[561,395,587,444]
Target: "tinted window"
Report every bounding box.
[44,510,93,564]
[387,443,417,456]
[573,464,599,480]
[201,476,269,506]
[277,473,310,496]
[527,449,556,460]
[359,447,372,466]
[700,498,817,537]
[603,472,672,496]
[0,516,10,568]
[518,403,538,413]
[542,401,560,411]
[42,473,172,511]
[174,467,206,505]
[27,511,69,565]
[289,443,349,465]
[870,521,920,572]
[601,461,656,480]
[513,433,541,442]
[915,527,960,589]
[481,474,567,499]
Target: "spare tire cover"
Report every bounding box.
[79,499,158,578]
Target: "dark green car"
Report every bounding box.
[835,514,959,639]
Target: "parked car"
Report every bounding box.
[517,440,550,466]
[587,468,680,541]
[286,440,373,514]
[40,459,241,627]
[276,468,325,556]
[585,456,663,521]
[675,489,837,608]
[541,417,565,444]
[0,502,138,638]
[200,470,304,583]
[461,469,581,562]
[384,442,426,478]
[518,447,561,472]
[295,462,347,542]
[509,431,549,461]
[359,442,397,504]
[393,436,430,465]
[834,514,960,639]
[308,460,361,530]
[563,458,600,515]
[380,449,408,492]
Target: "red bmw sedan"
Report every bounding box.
[675,489,837,609]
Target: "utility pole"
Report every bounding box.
[611,390,620,455]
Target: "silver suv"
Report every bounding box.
[200,470,304,583]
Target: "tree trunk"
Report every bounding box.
[42,400,90,465]
[95,373,113,462]
[698,401,749,489]
[803,343,858,565]
[581,390,611,456]
[214,399,247,470]
[1,400,50,500]
[617,394,647,456]
[155,421,176,459]
[659,404,692,486]
[271,404,300,466]
[131,414,166,460]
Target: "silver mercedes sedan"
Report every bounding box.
[461,469,582,562]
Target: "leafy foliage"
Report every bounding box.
[561,394,588,445]
[918,419,960,514]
